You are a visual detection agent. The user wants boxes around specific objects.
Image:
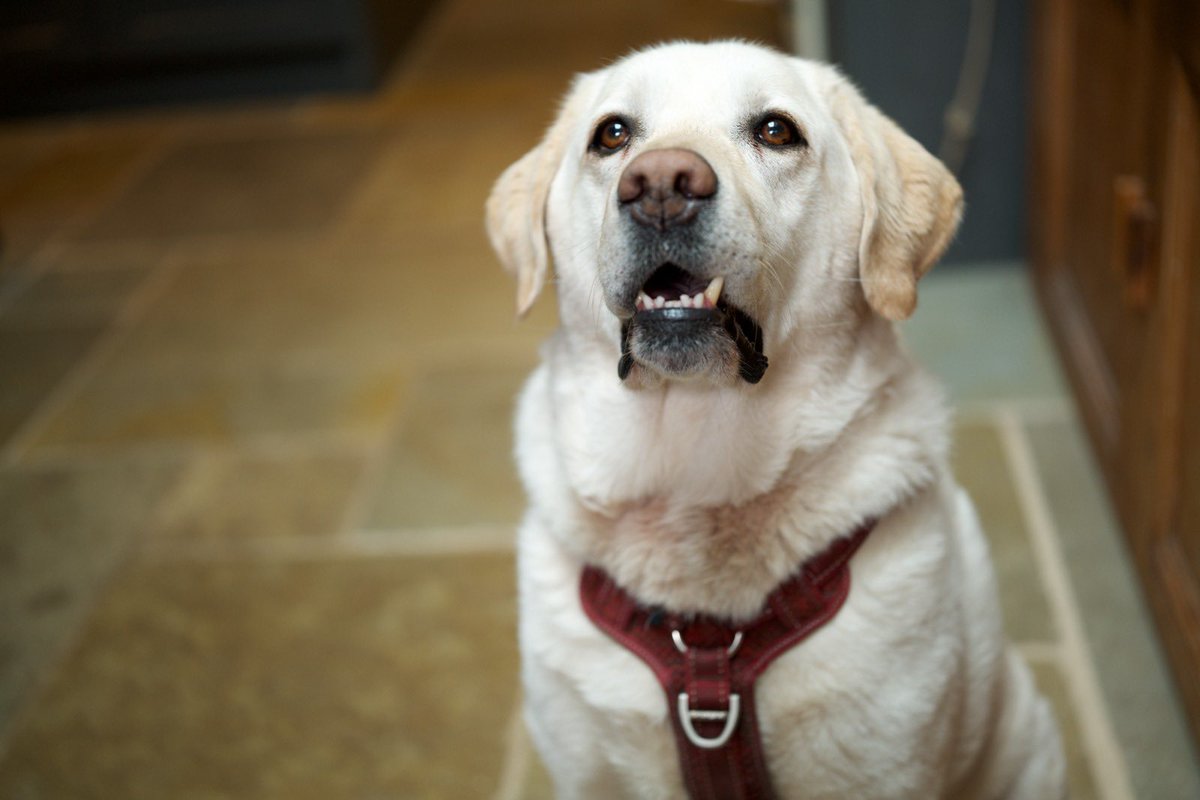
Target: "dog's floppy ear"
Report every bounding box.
[486,78,591,317]
[827,74,963,320]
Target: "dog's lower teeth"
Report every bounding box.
[635,282,721,313]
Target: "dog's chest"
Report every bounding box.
[578,492,807,620]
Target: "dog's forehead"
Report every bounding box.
[590,42,822,128]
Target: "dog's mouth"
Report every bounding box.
[634,263,725,313]
[618,264,768,384]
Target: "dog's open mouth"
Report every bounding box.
[619,264,768,384]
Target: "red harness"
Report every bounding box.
[578,522,873,800]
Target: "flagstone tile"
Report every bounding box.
[34,240,177,274]
[521,725,557,800]
[0,136,158,268]
[332,112,545,241]
[1030,662,1099,800]
[17,228,555,453]
[83,234,551,364]
[26,351,406,452]
[151,450,368,541]
[0,553,519,800]
[404,0,782,84]
[299,70,567,130]
[74,131,386,242]
[0,266,148,328]
[952,420,1054,643]
[0,249,155,448]
[902,265,1067,406]
[364,360,533,530]
[0,460,184,733]
[0,324,101,448]
[0,139,148,221]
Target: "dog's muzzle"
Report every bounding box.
[617,263,767,384]
[613,148,768,384]
[619,304,768,385]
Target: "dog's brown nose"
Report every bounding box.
[617,148,717,230]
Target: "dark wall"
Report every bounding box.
[0,0,438,116]
[828,0,1028,263]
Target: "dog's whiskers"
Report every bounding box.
[756,258,787,295]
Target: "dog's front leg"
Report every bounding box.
[517,516,684,800]
[521,656,648,799]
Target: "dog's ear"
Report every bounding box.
[486,78,591,317]
[827,74,963,320]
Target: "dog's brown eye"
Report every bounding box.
[591,117,632,154]
[755,115,804,148]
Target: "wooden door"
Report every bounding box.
[1031,0,1200,745]
[1157,64,1200,740]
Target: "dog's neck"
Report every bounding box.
[539,316,949,619]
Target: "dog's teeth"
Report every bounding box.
[637,291,653,312]
[693,292,705,308]
[703,276,724,307]
[655,296,666,309]
[680,294,692,308]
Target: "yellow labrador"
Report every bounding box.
[487,41,1065,800]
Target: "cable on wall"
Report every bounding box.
[939,0,997,175]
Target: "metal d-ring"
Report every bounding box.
[671,629,744,657]
[677,692,741,749]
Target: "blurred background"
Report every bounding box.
[0,0,1198,797]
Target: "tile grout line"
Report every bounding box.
[954,396,1074,427]
[0,251,189,466]
[326,344,534,542]
[330,361,417,541]
[136,524,518,564]
[1015,640,1067,666]
[0,126,181,317]
[994,407,1135,800]
[16,428,375,468]
[493,697,533,800]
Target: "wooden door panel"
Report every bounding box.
[1032,0,1200,746]
[1066,0,1149,364]
[1155,62,1200,726]
[1044,0,1168,527]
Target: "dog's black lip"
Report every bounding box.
[618,303,769,384]
[635,306,718,323]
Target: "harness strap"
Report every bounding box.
[579,522,873,800]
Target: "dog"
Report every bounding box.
[486,41,1065,800]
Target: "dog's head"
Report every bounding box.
[487,41,962,385]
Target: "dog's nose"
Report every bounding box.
[617,148,717,230]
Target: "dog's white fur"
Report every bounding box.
[487,41,1065,800]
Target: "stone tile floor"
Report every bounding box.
[1,0,1198,797]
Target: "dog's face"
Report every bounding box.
[488,42,962,385]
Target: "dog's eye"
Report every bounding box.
[755,115,805,148]
[591,117,632,154]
